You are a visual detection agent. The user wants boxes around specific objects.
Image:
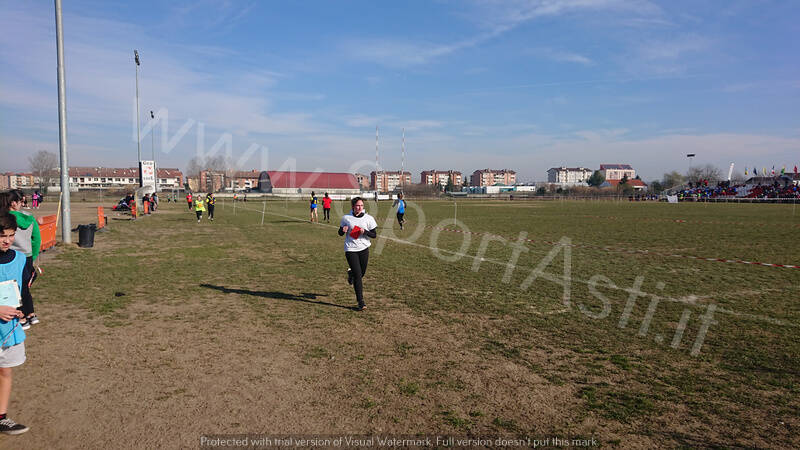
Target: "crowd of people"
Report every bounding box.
[745,182,800,199]
[674,179,800,200]
[676,181,740,199]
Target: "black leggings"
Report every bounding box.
[20,256,35,316]
[345,249,369,307]
[323,208,330,221]
[208,205,215,219]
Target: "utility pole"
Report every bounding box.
[134,49,142,186]
[54,0,71,243]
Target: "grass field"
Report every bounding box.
[11,197,800,448]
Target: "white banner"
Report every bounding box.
[667,195,679,203]
[140,160,156,191]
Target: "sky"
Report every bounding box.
[1,0,798,182]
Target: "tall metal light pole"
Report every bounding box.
[150,110,157,192]
[150,111,155,161]
[55,0,71,243]
[687,153,696,183]
[134,49,142,186]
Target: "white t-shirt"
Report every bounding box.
[340,212,378,252]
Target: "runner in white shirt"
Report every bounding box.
[338,197,378,311]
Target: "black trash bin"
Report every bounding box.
[78,224,97,248]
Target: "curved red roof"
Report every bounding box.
[266,171,359,189]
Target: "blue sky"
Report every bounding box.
[1,0,798,181]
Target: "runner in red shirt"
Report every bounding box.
[322,192,332,222]
[186,193,193,211]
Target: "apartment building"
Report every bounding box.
[546,167,592,184]
[470,169,516,187]
[420,170,462,187]
[599,164,636,181]
[371,171,412,192]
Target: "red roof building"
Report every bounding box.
[257,171,361,194]
[601,179,648,190]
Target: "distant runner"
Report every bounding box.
[205,193,215,221]
[322,193,332,222]
[194,196,206,223]
[392,193,406,230]
[309,191,319,223]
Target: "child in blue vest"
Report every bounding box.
[0,213,29,435]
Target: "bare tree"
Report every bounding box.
[661,171,685,189]
[185,157,205,179]
[206,154,232,173]
[29,150,59,193]
[687,164,722,183]
[185,155,234,192]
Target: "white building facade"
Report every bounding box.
[547,167,592,184]
[599,164,636,181]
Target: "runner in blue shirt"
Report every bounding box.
[309,191,319,223]
[392,193,406,230]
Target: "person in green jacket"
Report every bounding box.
[194,196,206,223]
[0,190,40,329]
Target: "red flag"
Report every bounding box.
[349,225,362,239]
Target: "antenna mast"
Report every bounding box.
[376,125,379,171]
[375,125,380,192]
[401,128,405,191]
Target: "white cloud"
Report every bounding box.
[345,0,661,68]
[473,0,662,28]
[636,34,711,61]
[345,115,383,128]
[531,48,595,66]
[0,3,322,171]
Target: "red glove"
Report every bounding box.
[349,225,362,239]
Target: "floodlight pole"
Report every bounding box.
[54,0,71,243]
[134,50,142,187]
[150,110,157,192]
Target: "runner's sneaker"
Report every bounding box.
[347,269,353,285]
[0,417,29,435]
[20,320,30,331]
[28,315,39,325]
